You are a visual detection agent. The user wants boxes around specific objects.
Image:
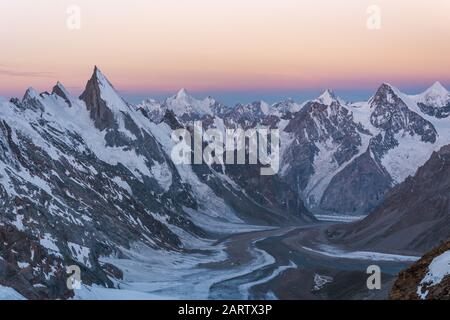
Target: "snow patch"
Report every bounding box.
[39,233,61,256]
[417,250,450,299]
[0,285,26,300]
[301,245,420,262]
[150,161,172,192]
[68,242,92,268]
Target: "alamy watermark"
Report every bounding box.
[66,265,82,290]
[366,5,382,30]
[366,265,381,290]
[66,5,81,30]
[171,122,280,176]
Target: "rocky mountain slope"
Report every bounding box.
[325,144,450,255]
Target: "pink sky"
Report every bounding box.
[1,0,450,98]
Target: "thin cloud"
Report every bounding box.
[0,68,54,78]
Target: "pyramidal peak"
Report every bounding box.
[22,87,40,101]
[21,87,46,111]
[79,66,129,130]
[81,66,128,111]
[379,82,396,92]
[417,81,450,107]
[165,88,215,117]
[168,88,196,104]
[424,81,449,96]
[317,89,336,101]
[92,66,115,89]
[374,82,403,97]
[52,81,70,97]
[316,89,345,105]
[172,88,216,105]
[52,81,73,107]
[367,83,402,107]
[176,88,189,99]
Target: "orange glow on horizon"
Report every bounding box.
[1,0,449,96]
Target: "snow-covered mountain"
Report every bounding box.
[314,82,448,215]
[315,89,346,106]
[137,81,450,217]
[1,66,449,299]
[414,81,450,118]
[0,67,312,299]
[137,88,225,123]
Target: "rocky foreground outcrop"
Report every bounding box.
[390,240,450,300]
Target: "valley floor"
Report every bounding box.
[74,222,419,300]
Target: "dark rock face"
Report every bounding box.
[159,114,316,226]
[22,88,45,112]
[161,110,184,130]
[370,84,437,145]
[390,240,450,300]
[192,160,315,226]
[222,101,270,129]
[79,67,117,131]
[418,102,450,119]
[285,101,366,166]
[282,100,370,212]
[0,225,73,300]
[320,150,392,215]
[52,82,72,107]
[326,145,450,255]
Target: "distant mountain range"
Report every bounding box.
[1,66,449,299]
[139,77,450,217]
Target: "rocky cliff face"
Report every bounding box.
[320,150,392,215]
[79,67,118,131]
[369,84,437,143]
[281,99,368,212]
